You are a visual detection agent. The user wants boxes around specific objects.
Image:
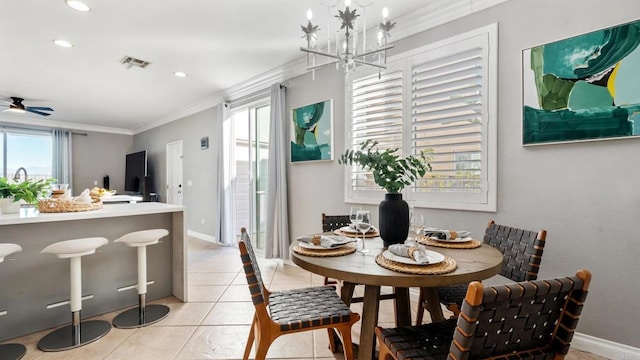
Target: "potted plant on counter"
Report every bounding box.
[0,177,53,214]
[339,140,431,247]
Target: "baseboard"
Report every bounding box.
[572,332,640,359]
[187,230,217,243]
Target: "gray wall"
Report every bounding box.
[124,0,639,347]
[286,0,640,348]
[72,131,132,195]
[134,107,218,235]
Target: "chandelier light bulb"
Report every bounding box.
[382,7,389,21]
[345,0,351,8]
[306,9,313,21]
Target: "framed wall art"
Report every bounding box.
[522,19,640,145]
[290,99,333,162]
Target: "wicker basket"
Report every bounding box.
[38,198,103,213]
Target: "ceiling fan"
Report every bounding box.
[0,97,54,116]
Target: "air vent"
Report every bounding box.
[120,56,151,69]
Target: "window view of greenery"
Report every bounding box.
[1,130,53,181]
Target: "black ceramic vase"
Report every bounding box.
[378,193,409,247]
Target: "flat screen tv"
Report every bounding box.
[125,150,147,194]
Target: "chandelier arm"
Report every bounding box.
[307,60,341,71]
[353,58,387,69]
[355,44,394,58]
[300,47,342,60]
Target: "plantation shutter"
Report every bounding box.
[344,24,496,211]
[348,68,404,192]
[409,34,490,205]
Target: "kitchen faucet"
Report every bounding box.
[13,167,28,182]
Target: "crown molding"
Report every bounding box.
[0,114,133,135]
[136,0,512,134]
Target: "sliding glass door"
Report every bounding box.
[230,101,270,250]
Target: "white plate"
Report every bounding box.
[338,226,359,233]
[338,226,376,234]
[297,241,347,250]
[431,236,474,243]
[382,249,445,265]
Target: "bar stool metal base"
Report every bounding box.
[112,304,170,329]
[37,320,111,352]
[0,343,27,359]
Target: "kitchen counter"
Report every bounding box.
[0,202,186,341]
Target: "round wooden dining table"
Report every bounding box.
[289,237,503,360]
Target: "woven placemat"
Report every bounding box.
[293,242,357,257]
[416,235,482,249]
[375,253,457,275]
[333,229,379,238]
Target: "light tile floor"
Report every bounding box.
[2,237,608,359]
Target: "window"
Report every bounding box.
[345,24,497,212]
[1,128,53,181]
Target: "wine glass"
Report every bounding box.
[349,206,361,231]
[355,210,371,253]
[409,211,425,243]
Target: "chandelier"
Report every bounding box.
[300,0,396,74]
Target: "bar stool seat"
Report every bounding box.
[38,237,111,352]
[0,244,27,360]
[112,229,170,329]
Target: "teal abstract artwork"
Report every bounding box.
[290,99,333,162]
[523,19,640,145]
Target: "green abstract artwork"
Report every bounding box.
[290,99,333,162]
[523,19,640,145]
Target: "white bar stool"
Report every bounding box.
[0,244,27,360]
[112,229,170,328]
[38,238,111,352]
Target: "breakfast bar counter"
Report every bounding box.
[0,202,186,341]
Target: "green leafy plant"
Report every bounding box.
[339,140,431,194]
[0,177,54,205]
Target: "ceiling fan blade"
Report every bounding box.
[26,108,52,116]
[26,106,54,111]
[0,98,12,105]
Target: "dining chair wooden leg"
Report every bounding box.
[375,326,396,360]
[415,288,426,325]
[254,338,273,360]
[327,328,338,353]
[340,282,357,305]
[243,315,257,360]
[338,325,355,360]
[393,287,411,327]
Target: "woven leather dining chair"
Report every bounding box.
[321,213,352,285]
[377,269,591,360]
[415,219,547,324]
[238,228,360,360]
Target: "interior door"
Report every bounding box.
[166,140,183,205]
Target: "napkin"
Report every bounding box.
[73,189,92,204]
[297,235,355,248]
[388,243,431,264]
[424,228,470,240]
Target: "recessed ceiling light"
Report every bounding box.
[174,71,187,78]
[65,0,90,12]
[53,39,73,48]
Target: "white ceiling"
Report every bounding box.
[0,0,430,133]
